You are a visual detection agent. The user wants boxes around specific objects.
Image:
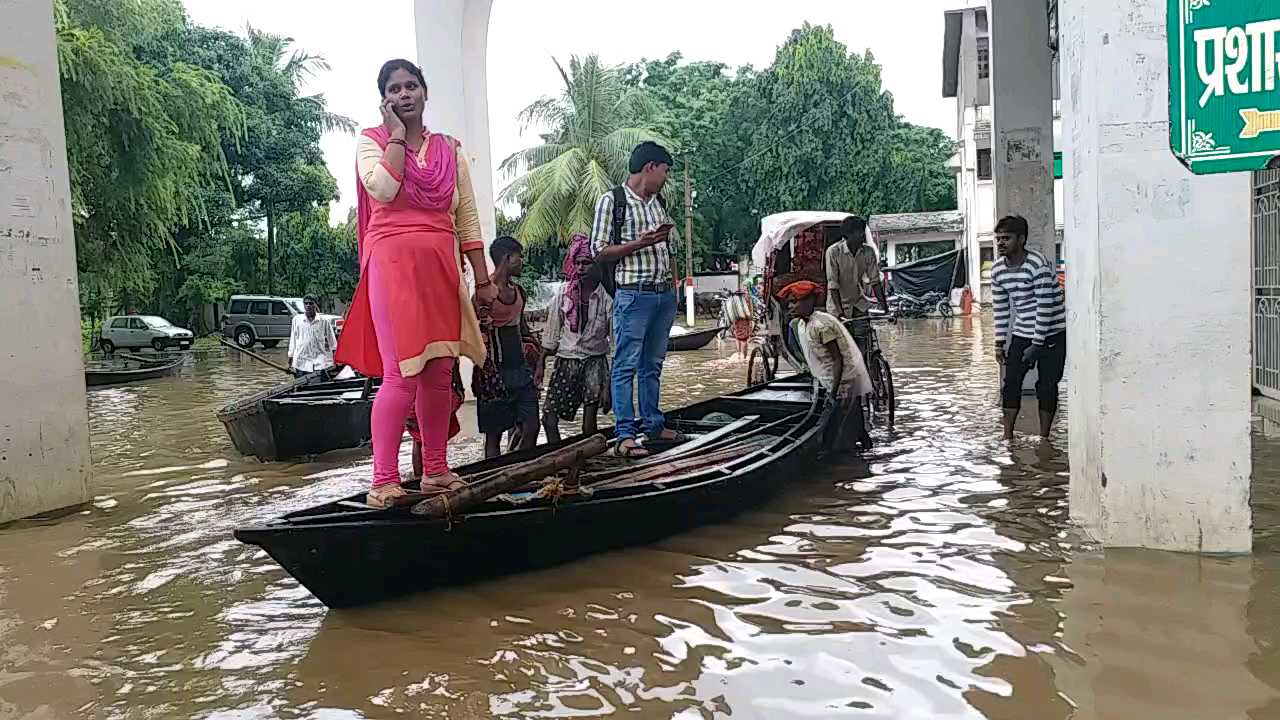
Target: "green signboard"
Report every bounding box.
[1168,0,1280,173]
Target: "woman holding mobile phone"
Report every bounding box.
[336,58,496,508]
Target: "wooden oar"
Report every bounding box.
[216,335,293,375]
[411,434,608,519]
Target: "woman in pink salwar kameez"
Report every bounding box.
[335,59,497,508]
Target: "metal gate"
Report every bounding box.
[1255,170,1280,399]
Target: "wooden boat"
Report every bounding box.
[84,354,185,387]
[667,325,726,352]
[234,375,827,608]
[218,369,380,462]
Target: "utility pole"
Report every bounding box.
[684,161,695,328]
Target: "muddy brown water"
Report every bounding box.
[3,319,1280,719]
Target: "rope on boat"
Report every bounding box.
[496,474,593,507]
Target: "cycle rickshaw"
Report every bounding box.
[746,212,896,429]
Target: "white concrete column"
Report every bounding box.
[989,0,1056,260]
[0,0,92,522]
[414,0,496,244]
[1061,0,1252,552]
[414,0,495,396]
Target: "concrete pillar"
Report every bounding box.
[0,0,92,523]
[1061,0,1252,552]
[989,0,1057,260]
[414,0,495,395]
[414,0,496,244]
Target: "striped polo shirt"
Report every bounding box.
[589,184,678,287]
[991,250,1065,346]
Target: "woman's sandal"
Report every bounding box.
[421,471,468,493]
[366,484,424,510]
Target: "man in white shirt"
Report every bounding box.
[288,295,337,375]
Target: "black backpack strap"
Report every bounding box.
[609,186,627,245]
[601,187,629,297]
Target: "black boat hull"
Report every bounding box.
[219,372,377,462]
[84,358,185,387]
[235,379,826,608]
[667,325,725,352]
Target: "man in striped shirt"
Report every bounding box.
[992,215,1067,440]
[591,142,681,457]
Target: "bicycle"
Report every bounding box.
[845,316,896,430]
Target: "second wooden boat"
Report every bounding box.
[234,375,826,608]
[218,370,380,462]
[667,325,726,352]
[84,355,186,387]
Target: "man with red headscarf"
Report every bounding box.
[538,234,614,443]
[778,280,874,451]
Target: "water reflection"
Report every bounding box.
[1,322,1279,718]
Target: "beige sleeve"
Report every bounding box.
[453,144,484,252]
[356,134,402,203]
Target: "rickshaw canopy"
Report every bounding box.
[751,211,854,269]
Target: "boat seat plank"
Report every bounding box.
[657,415,759,460]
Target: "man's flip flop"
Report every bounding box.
[648,430,688,443]
[612,442,651,459]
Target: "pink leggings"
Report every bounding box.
[369,264,456,487]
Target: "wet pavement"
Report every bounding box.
[2,318,1279,719]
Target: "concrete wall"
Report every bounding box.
[0,0,92,523]
[1061,0,1251,552]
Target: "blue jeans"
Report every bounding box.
[611,288,677,440]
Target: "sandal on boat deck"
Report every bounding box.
[648,429,688,443]
[612,441,651,459]
[420,471,468,493]
[367,484,423,510]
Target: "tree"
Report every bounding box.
[879,123,957,213]
[738,25,898,216]
[212,27,352,294]
[624,54,759,265]
[499,55,668,246]
[56,0,245,309]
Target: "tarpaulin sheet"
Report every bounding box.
[884,249,964,297]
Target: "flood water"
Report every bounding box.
[3,318,1280,719]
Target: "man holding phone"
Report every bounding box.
[591,141,681,458]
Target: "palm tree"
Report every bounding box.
[500,55,668,246]
[243,27,354,292]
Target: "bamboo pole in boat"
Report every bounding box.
[216,335,294,375]
[411,434,608,519]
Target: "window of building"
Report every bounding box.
[976,37,990,80]
[977,148,993,180]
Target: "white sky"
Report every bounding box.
[182,0,964,219]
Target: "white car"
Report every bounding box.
[100,315,193,353]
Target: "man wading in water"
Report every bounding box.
[991,215,1067,440]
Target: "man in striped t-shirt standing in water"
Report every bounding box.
[991,215,1067,440]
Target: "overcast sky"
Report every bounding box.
[182,0,969,218]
